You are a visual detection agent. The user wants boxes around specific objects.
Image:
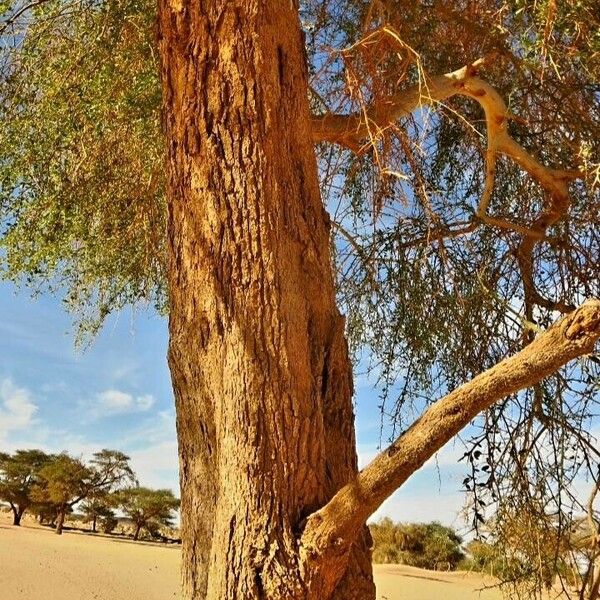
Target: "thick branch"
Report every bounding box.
[300,300,600,598]
[313,56,583,315]
[311,64,471,149]
[311,62,579,235]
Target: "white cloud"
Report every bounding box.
[95,389,156,416]
[127,440,179,491]
[0,378,38,441]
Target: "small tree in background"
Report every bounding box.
[29,499,59,525]
[459,539,525,582]
[0,449,53,525]
[80,497,117,533]
[82,450,136,533]
[33,453,93,535]
[117,487,179,541]
[369,517,404,563]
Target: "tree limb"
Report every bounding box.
[300,300,600,598]
[312,54,584,317]
[311,60,581,236]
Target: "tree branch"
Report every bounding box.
[300,300,600,597]
[312,53,584,315]
[311,63,471,149]
[311,60,581,236]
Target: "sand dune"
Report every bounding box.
[0,518,504,599]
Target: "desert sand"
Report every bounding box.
[0,518,504,600]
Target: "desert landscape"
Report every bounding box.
[0,515,505,600]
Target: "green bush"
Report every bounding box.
[370,518,465,570]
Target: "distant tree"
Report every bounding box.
[370,519,464,570]
[88,449,136,492]
[29,500,59,526]
[32,449,135,536]
[116,487,179,541]
[0,449,53,525]
[369,517,403,563]
[83,450,136,533]
[99,513,119,534]
[33,453,93,535]
[80,497,117,533]
[461,539,499,574]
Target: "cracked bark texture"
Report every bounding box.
[157,1,374,599]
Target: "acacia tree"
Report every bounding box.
[116,487,179,541]
[80,497,116,533]
[33,450,133,535]
[33,453,93,535]
[81,450,136,533]
[1,1,599,599]
[0,449,52,525]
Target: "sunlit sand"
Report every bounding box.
[0,514,509,600]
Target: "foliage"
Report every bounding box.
[458,539,524,581]
[0,0,166,338]
[99,513,119,534]
[80,496,117,531]
[370,518,464,570]
[115,486,180,540]
[33,453,93,508]
[1,447,179,539]
[88,449,136,494]
[474,502,599,598]
[0,449,53,521]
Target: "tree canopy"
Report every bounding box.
[0,449,53,524]
[370,518,464,570]
[116,486,180,540]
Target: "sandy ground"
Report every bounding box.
[0,517,505,600]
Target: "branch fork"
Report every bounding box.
[299,300,600,598]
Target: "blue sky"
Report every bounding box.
[0,280,470,530]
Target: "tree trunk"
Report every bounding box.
[92,515,97,533]
[55,506,66,535]
[133,523,142,541]
[10,503,23,526]
[157,2,373,599]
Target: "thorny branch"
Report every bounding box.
[300,300,600,598]
[311,32,584,317]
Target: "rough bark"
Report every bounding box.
[157,2,373,599]
[156,0,600,597]
[55,506,66,535]
[10,503,24,526]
